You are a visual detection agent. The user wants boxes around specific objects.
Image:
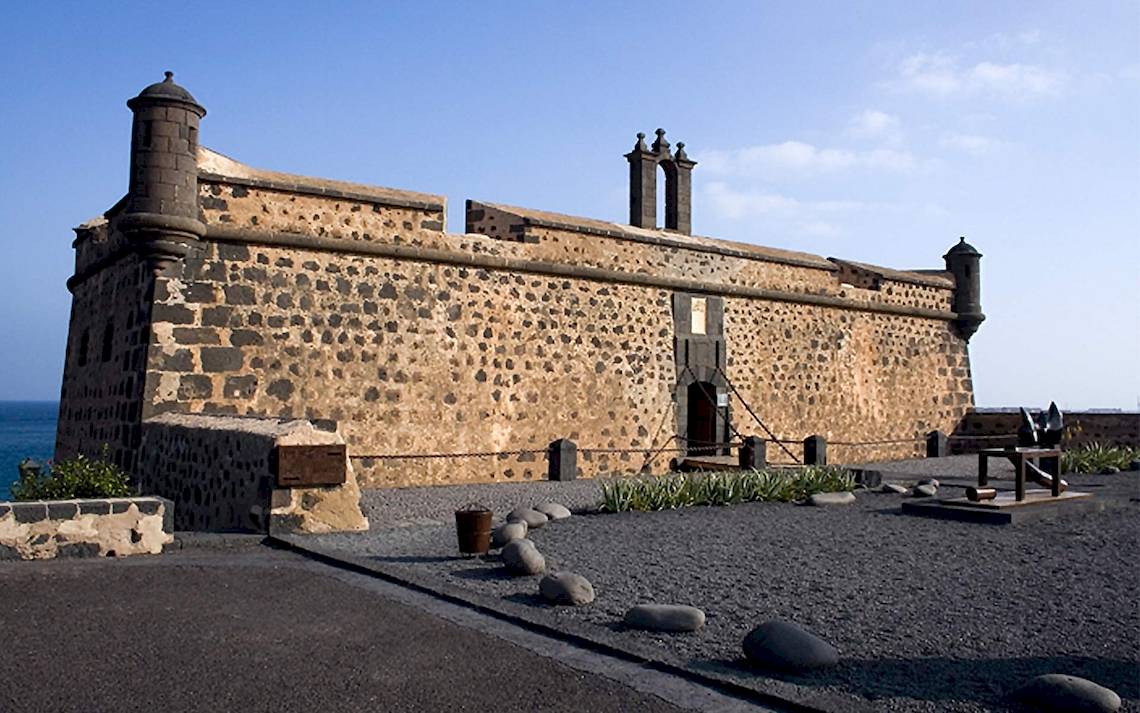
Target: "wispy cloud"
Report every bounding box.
[701,140,917,178]
[847,110,901,142]
[939,132,1006,156]
[892,51,1065,98]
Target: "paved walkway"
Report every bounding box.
[0,546,770,713]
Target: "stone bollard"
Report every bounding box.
[803,435,827,466]
[926,430,948,458]
[548,438,577,481]
[738,436,767,470]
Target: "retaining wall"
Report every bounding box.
[0,496,172,560]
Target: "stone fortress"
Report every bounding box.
[54,72,986,532]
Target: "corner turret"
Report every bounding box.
[120,71,207,272]
[944,237,984,340]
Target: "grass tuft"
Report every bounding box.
[598,466,855,513]
[1062,442,1139,474]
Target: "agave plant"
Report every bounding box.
[597,465,856,513]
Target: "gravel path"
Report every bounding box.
[308,457,1139,712]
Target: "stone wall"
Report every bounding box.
[55,215,154,473]
[0,496,172,560]
[952,409,1140,453]
[137,413,367,532]
[121,169,974,487]
[58,146,978,496]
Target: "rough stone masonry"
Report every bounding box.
[53,73,984,531]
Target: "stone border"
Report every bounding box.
[0,496,174,560]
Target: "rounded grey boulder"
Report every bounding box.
[501,539,545,576]
[808,491,856,506]
[917,478,940,488]
[539,572,595,606]
[880,483,909,494]
[742,620,838,671]
[507,507,549,529]
[1014,674,1121,712]
[624,604,705,632]
[491,521,527,549]
[534,502,572,520]
[913,483,938,497]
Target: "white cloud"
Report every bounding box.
[939,133,1006,156]
[703,182,799,220]
[702,180,880,222]
[701,140,916,178]
[847,110,901,140]
[893,51,1064,98]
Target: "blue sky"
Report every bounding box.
[1,1,1137,409]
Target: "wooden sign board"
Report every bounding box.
[276,444,347,487]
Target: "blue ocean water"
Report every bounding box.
[0,402,58,501]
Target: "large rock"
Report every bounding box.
[880,483,908,494]
[491,521,527,549]
[507,507,549,529]
[501,539,545,575]
[742,620,838,671]
[534,502,572,521]
[808,491,856,506]
[624,604,705,632]
[1014,674,1121,712]
[539,572,595,606]
[917,478,940,488]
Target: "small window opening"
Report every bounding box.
[77,329,90,367]
[101,322,114,362]
[188,125,198,149]
[141,120,153,148]
[691,297,707,335]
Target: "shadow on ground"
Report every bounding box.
[693,654,1137,708]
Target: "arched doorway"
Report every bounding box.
[686,381,719,455]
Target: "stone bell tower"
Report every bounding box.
[120,71,207,273]
[625,128,697,234]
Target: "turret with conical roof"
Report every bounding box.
[943,236,984,340]
[120,71,207,272]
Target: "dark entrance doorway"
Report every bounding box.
[686,381,719,455]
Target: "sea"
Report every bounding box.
[0,402,58,501]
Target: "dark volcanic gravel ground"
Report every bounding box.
[308,458,1140,712]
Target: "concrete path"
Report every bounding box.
[0,545,772,713]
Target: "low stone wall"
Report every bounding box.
[137,413,368,533]
[951,409,1140,453]
[0,497,173,560]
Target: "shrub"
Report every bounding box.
[1062,442,1139,474]
[598,466,855,513]
[10,447,133,501]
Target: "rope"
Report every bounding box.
[713,366,801,463]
